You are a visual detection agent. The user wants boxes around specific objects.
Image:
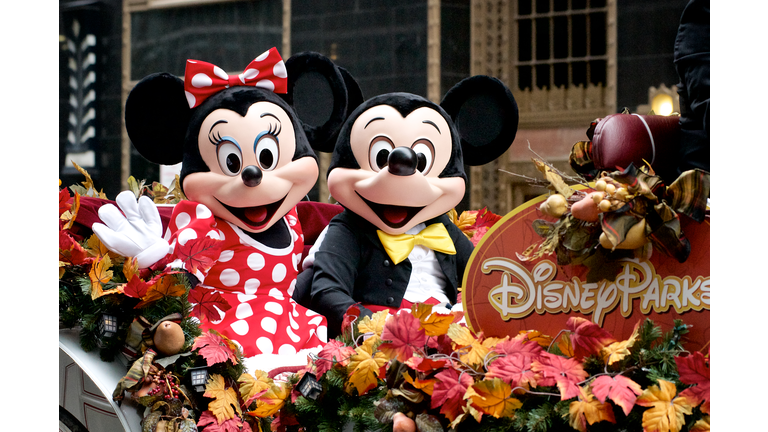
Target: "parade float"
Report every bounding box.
[59,49,709,432]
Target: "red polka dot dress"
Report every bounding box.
[164,200,327,358]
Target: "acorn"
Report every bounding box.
[153,321,185,356]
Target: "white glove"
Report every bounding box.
[92,190,170,268]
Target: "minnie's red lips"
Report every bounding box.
[218,196,287,230]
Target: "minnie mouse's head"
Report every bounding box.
[327,75,519,234]
[124,48,361,233]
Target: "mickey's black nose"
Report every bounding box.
[387,147,418,176]
[241,165,263,187]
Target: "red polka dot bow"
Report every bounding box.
[183,47,288,109]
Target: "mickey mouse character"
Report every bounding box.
[93,48,361,371]
[301,76,519,337]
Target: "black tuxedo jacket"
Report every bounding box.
[307,209,474,337]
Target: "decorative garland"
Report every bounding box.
[59,163,709,432]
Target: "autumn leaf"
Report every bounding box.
[602,320,641,365]
[346,343,388,395]
[411,303,454,337]
[636,379,694,432]
[675,351,710,414]
[315,339,356,377]
[566,317,616,360]
[357,310,389,336]
[122,274,149,299]
[405,356,447,373]
[533,157,574,198]
[379,312,427,362]
[531,352,589,400]
[193,330,239,366]
[71,161,106,198]
[402,371,436,395]
[189,287,232,322]
[466,378,522,419]
[468,207,502,245]
[59,187,72,217]
[197,410,248,432]
[690,416,710,432]
[447,323,476,347]
[60,190,81,230]
[239,370,272,406]
[493,335,543,362]
[89,255,114,299]
[249,383,290,418]
[568,386,616,432]
[204,374,242,423]
[122,257,139,282]
[518,330,553,348]
[460,339,491,367]
[175,236,223,274]
[135,274,186,308]
[486,354,539,390]
[590,374,642,416]
[431,368,474,422]
[59,230,91,266]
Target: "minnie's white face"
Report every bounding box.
[328,104,465,235]
[183,101,318,233]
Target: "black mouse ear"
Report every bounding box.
[282,52,361,153]
[338,66,364,117]
[124,72,190,165]
[440,75,519,166]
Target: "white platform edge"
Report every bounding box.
[59,328,143,432]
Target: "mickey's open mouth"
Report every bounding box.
[218,195,286,230]
[357,193,424,229]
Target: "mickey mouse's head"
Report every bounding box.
[327,76,519,234]
[124,49,362,233]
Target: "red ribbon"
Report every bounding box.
[183,47,288,109]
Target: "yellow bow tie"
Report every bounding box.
[377,223,456,265]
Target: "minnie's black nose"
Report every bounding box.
[387,147,418,176]
[241,165,263,187]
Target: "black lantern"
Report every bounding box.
[296,372,323,401]
[99,313,118,338]
[188,367,209,393]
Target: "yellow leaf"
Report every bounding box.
[238,371,273,404]
[89,255,114,299]
[467,379,522,419]
[602,321,640,365]
[71,161,106,198]
[346,344,388,395]
[59,261,69,279]
[61,191,81,230]
[412,303,454,337]
[569,386,616,432]
[448,323,476,347]
[123,257,139,282]
[636,380,693,432]
[204,374,242,423]
[518,330,553,348]
[558,333,575,358]
[690,416,710,432]
[85,234,110,258]
[358,310,389,336]
[249,383,290,418]
[460,339,491,367]
[127,176,144,199]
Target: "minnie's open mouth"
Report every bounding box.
[357,193,424,229]
[218,196,287,230]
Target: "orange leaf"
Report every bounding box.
[636,379,694,432]
[568,386,616,432]
[601,320,641,365]
[89,255,114,299]
[518,330,553,348]
[345,344,388,395]
[402,371,436,395]
[466,378,522,419]
[135,274,186,308]
[249,383,290,418]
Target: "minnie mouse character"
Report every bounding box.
[300,76,519,337]
[93,48,361,371]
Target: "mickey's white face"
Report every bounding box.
[183,101,318,233]
[328,104,465,234]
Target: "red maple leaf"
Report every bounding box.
[315,339,356,377]
[566,317,616,360]
[532,352,589,400]
[123,274,150,299]
[590,374,643,416]
[431,367,474,422]
[675,351,710,414]
[486,354,539,389]
[379,312,427,362]
[192,330,239,366]
[189,287,232,323]
[493,336,544,362]
[59,188,72,217]
[197,410,248,432]
[341,303,363,336]
[59,230,92,266]
[405,356,448,373]
[175,237,223,274]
